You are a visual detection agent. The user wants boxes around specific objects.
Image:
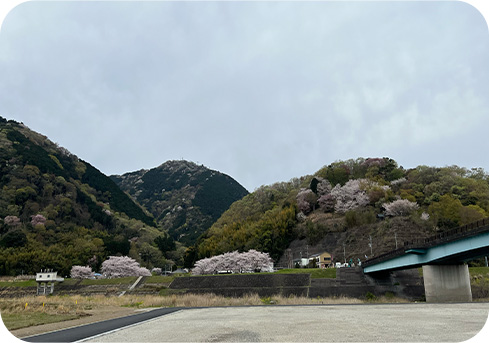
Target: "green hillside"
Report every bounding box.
[192,158,489,267]
[0,117,171,276]
[2,117,487,274]
[111,160,249,246]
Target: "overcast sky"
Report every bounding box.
[0,1,488,191]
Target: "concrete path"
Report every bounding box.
[82,303,489,342]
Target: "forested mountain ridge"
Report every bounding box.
[111,160,249,246]
[190,158,489,268]
[2,115,488,275]
[0,117,172,276]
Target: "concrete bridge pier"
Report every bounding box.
[422,264,472,302]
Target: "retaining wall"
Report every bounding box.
[168,268,426,300]
[169,274,310,297]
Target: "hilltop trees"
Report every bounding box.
[297,178,389,216]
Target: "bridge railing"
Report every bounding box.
[362,217,489,268]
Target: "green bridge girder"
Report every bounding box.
[363,231,489,274]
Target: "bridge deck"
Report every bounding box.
[362,218,489,273]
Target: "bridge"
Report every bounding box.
[362,218,489,302]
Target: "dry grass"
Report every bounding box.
[0,293,388,315]
[0,293,409,330]
[0,295,90,330]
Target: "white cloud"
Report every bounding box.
[0,1,488,190]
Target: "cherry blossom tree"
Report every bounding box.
[362,157,385,168]
[101,256,151,278]
[30,214,47,227]
[4,216,20,227]
[70,265,94,279]
[421,212,430,221]
[192,250,273,275]
[296,189,317,214]
[316,178,332,196]
[330,179,370,213]
[242,249,274,272]
[318,193,335,212]
[390,177,407,186]
[383,199,419,217]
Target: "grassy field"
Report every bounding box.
[469,266,489,277]
[80,276,138,285]
[0,294,89,330]
[0,280,37,288]
[272,268,336,279]
[144,275,176,284]
[188,268,336,279]
[1,312,82,330]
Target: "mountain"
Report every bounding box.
[0,117,168,276]
[193,157,489,267]
[111,160,249,246]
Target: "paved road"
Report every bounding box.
[22,308,181,343]
[80,303,489,342]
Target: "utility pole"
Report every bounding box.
[394,232,398,249]
[369,235,373,256]
[343,243,346,264]
[286,249,292,268]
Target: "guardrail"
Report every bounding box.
[362,217,489,268]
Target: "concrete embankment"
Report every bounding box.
[168,268,426,300]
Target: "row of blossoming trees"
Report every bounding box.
[71,251,274,278]
[192,250,273,275]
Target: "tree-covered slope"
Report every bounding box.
[111,160,249,246]
[0,117,172,276]
[192,157,489,267]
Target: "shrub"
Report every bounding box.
[151,268,162,275]
[365,291,377,301]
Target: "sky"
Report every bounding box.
[0,1,489,192]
